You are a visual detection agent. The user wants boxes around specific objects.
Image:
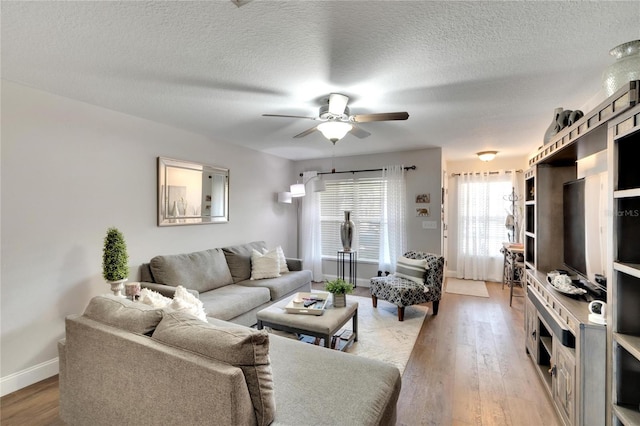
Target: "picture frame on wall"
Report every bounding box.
[415,193,430,204]
[416,207,430,217]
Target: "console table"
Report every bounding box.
[337,250,357,288]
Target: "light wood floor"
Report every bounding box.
[1,280,560,426]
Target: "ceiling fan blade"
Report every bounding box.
[350,125,371,139]
[293,126,318,138]
[352,112,409,123]
[262,114,317,120]
[328,93,349,115]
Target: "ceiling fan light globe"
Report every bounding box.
[317,121,353,142]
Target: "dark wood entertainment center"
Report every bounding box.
[524,81,640,426]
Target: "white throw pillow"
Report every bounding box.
[270,246,289,273]
[171,285,207,321]
[139,288,172,308]
[251,249,281,280]
[139,286,207,321]
[394,256,428,285]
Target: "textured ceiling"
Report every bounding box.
[2,1,639,162]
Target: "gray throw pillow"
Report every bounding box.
[83,295,164,335]
[152,310,275,426]
[222,241,267,283]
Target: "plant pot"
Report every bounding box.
[332,293,346,308]
[108,279,127,297]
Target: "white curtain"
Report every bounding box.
[456,170,513,281]
[378,165,406,273]
[300,171,323,281]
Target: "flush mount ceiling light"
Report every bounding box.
[317,121,353,144]
[477,151,498,162]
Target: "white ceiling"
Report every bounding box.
[2,1,639,162]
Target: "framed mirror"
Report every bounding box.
[158,157,229,226]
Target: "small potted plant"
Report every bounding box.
[102,227,129,297]
[324,278,354,308]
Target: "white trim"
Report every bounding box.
[321,274,371,288]
[446,269,457,277]
[0,357,59,397]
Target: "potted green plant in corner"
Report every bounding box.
[324,278,354,308]
[102,227,129,297]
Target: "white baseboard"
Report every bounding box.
[321,275,370,288]
[0,357,59,397]
[445,269,457,278]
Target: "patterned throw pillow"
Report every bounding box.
[395,256,428,285]
[251,249,281,280]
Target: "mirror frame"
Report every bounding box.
[157,157,229,226]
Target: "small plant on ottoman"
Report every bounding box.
[324,278,354,308]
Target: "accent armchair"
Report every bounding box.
[370,251,444,321]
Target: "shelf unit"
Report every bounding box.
[524,169,536,269]
[608,104,640,426]
[524,81,639,425]
[525,270,605,426]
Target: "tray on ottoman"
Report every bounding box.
[284,291,330,315]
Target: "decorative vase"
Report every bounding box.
[332,293,346,308]
[543,107,563,145]
[340,210,355,251]
[602,40,640,97]
[108,278,127,297]
[125,282,141,300]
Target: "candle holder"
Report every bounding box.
[125,282,141,301]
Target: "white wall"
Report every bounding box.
[445,155,529,277]
[294,148,443,285]
[0,81,297,394]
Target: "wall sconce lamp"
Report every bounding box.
[477,151,498,162]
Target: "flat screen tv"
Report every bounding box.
[563,178,587,276]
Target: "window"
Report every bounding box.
[458,176,512,258]
[319,177,384,262]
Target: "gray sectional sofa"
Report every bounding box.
[58,295,401,425]
[140,241,312,326]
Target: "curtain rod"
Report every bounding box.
[450,169,523,177]
[300,165,416,177]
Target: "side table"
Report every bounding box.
[337,250,357,288]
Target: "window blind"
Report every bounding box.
[320,177,384,262]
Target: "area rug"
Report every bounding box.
[267,295,427,374]
[445,277,489,298]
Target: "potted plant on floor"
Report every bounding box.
[324,278,354,308]
[102,227,129,297]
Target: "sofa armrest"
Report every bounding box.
[285,258,303,271]
[140,282,199,299]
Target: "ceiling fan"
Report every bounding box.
[262,93,409,144]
